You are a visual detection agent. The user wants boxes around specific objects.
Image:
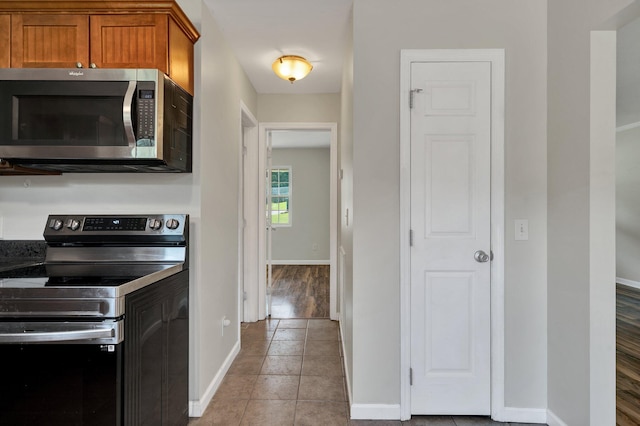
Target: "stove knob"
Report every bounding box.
[149,218,163,230]
[65,219,80,231]
[49,219,63,231]
[166,218,180,230]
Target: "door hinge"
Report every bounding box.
[409,88,423,109]
[410,367,413,386]
[409,229,414,247]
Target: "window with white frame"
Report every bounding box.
[270,167,291,226]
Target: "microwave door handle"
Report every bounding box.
[123,80,137,149]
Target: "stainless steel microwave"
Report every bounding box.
[0,68,192,173]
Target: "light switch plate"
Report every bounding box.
[515,219,528,241]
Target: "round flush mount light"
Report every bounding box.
[272,55,313,83]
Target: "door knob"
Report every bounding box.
[474,250,490,263]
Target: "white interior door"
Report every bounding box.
[410,61,492,414]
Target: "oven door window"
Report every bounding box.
[0,343,123,426]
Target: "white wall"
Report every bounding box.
[189,0,257,412]
[339,9,354,406]
[616,19,640,285]
[258,94,340,123]
[351,0,547,415]
[547,0,631,424]
[271,147,330,262]
[616,126,640,283]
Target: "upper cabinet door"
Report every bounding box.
[90,15,168,72]
[0,15,9,67]
[11,14,89,68]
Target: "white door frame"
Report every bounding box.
[254,122,339,321]
[240,102,259,323]
[399,49,505,420]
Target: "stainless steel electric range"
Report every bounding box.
[0,214,189,426]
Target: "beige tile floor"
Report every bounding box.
[189,318,544,426]
[189,318,347,426]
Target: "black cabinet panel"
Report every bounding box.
[124,270,189,426]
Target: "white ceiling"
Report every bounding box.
[203,0,352,94]
[202,2,636,125]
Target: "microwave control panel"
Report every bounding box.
[136,81,156,139]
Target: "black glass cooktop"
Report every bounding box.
[0,263,175,288]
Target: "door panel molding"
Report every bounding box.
[399,49,505,421]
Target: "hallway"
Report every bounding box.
[189,318,347,424]
[189,318,543,425]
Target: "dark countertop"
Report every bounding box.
[0,240,46,272]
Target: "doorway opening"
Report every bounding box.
[615,17,640,424]
[245,122,338,322]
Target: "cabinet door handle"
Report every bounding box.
[76,62,83,68]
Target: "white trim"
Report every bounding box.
[188,340,241,417]
[240,102,259,323]
[399,49,505,420]
[617,277,640,290]
[349,404,401,420]
[589,31,617,426]
[258,122,339,321]
[339,317,353,406]
[547,409,569,426]
[496,407,548,424]
[271,259,330,265]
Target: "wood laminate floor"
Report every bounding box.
[269,265,329,319]
[617,284,640,425]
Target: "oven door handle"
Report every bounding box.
[0,327,114,343]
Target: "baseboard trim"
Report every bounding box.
[498,407,547,424]
[350,404,401,420]
[339,317,352,408]
[617,277,640,290]
[547,409,568,426]
[271,260,330,265]
[188,340,241,417]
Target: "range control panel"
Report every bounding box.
[43,214,187,243]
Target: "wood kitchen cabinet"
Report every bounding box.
[90,14,168,70]
[2,1,199,94]
[11,14,89,68]
[0,15,10,68]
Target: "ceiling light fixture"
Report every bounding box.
[272,55,313,83]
